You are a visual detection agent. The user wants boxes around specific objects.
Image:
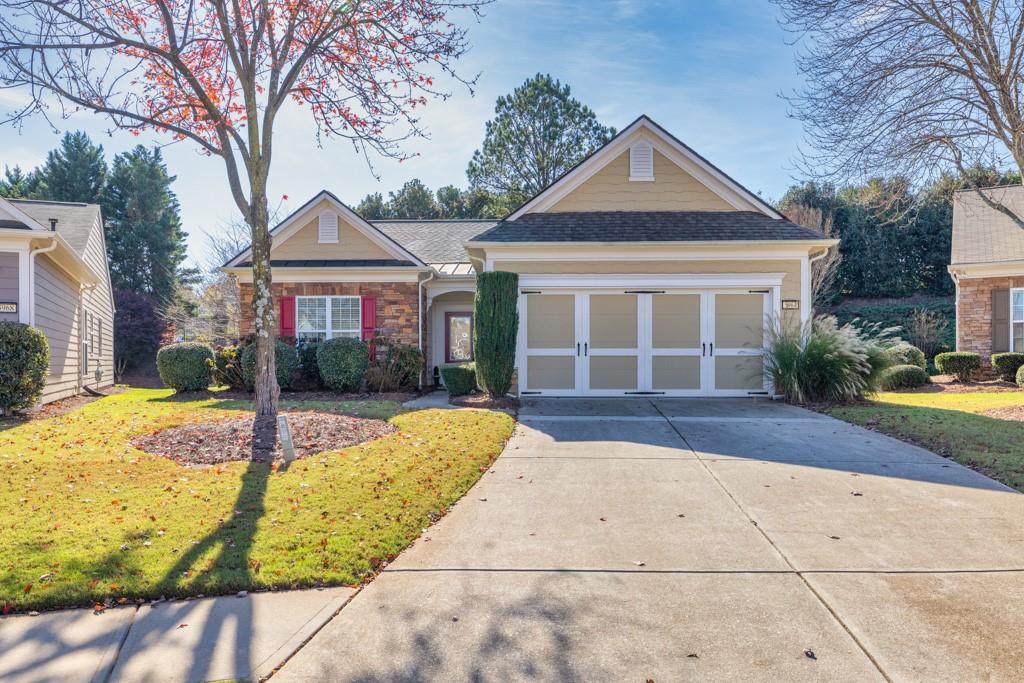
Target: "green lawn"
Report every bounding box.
[829,389,1024,491]
[0,388,515,612]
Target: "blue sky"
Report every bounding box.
[0,0,806,268]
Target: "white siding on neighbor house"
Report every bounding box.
[77,211,115,392]
[32,211,115,405]
[34,255,81,404]
[0,252,18,322]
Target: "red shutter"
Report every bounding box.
[361,296,377,341]
[279,296,296,339]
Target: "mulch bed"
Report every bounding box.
[907,375,1021,394]
[131,410,396,465]
[982,406,1024,422]
[0,387,126,426]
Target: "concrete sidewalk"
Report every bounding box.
[0,587,353,683]
[274,398,1024,682]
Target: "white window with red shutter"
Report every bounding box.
[294,296,361,342]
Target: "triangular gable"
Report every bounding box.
[0,195,50,230]
[507,115,782,220]
[224,190,426,268]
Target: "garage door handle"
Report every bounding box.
[577,342,581,356]
[709,343,714,356]
[584,342,588,356]
[702,342,706,356]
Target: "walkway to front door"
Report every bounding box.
[274,398,1024,682]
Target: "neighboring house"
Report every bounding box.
[949,184,1024,365]
[0,196,115,404]
[224,115,834,397]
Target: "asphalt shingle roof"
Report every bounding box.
[239,259,416,268]
[470,211,825,243]
[372,220,497,264]
[10,199,100,257]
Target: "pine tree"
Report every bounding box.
[37,131,107,203]
[102,146,191,303]
[0,165,44,198]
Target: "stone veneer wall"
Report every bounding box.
[956,275,1024,365]
[238,281,420,347]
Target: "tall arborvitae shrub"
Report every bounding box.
[474,271,519,398]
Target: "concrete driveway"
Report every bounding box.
[275,398,1024,682]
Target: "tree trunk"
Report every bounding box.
[248,191,279,422]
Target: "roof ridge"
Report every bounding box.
[9,198,96,208]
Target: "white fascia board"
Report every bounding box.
[948,260,1024,278]
[517,273,787,289]
[475,241,834,262]
[224,267,426,283]
[225,191,426,268]
[507,117,783,220]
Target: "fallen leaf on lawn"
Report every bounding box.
[23,583,32,594]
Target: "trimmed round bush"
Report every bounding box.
[1016,364,1024,388]
[241,340,300,391]
[881,364,929,390]
[441,363,477,396]
[885,343,926,370]
[991,352,1024,382]
[0,322,50,413]
[157,342,214,392]
[934,351,981,382]
[317,337,369,392]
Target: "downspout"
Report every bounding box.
[949,268,961,351]
[807,247,831,317]
[417,270,436,389]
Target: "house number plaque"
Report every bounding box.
[0,302,17,314]
[781,300,800,310]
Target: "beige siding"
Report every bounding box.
[0,252,18,322]
[35,256,81,404]
[271,198,395,261]
[551,150,735,213]
[495,259,803,325]
[33,212,115,405]
[78,212,115,393]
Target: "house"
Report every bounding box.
[949,184,1024,364]
[223,115,834,396]
[0,196,115,404]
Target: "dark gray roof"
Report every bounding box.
[10,199,101,257]
[240,259,416,268]
[373,220,496,264]
[471,211,825,243]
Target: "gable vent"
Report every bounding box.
[629,140,655,181]
[318,211,339,243]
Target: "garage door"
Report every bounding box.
[522,290,770,396]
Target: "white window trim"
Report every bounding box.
[1011,288,1024,352]
[296,295,362,341]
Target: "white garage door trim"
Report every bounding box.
[517,274,783,398]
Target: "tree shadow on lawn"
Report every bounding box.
[1,454,280,683]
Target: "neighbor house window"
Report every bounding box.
[296,296,360,342]
[1013,289,1024,351]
